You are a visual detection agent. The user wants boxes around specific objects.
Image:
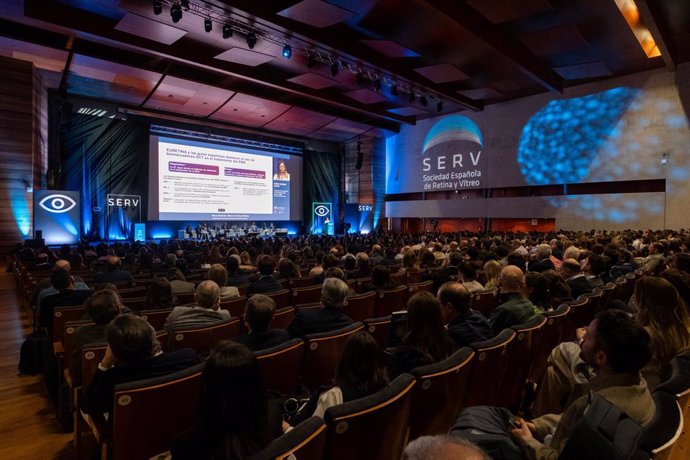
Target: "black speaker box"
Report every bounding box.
[25,238,45,248]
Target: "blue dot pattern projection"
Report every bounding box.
[517,87,640,185]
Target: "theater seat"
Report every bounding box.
[344,291,376,322]
[251,416,326,460]
[168,318,241,355]
[641,392,683,459]
[528,304,570,388]
[374,285,409,317]
[470,288,499,318]
[109,363,205,460]
[408,347,475,440]
[139,308,174,331]
[255,338,305,395]
[464,328,516,407]
[302,323,364,389]
[291,285,323,306]
[324,373,416,460]
[219,295,247,317]
[363,316,392,349]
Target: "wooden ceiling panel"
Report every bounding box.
[554,61,612,80]
[466,0,554,24]
[0,36,67,73]
[343,88,388,104]
[414,63,470,84]
[387,106,428,116]
[214,48,277,67]
[145,76,233,116]
[263,107,337,136]
[518,24,590,57]
[277,0,355,28]
[359,40,421,58]
[114,12,187,45]
[287,72,338,90]
[457,88,504,100]
[210,93,290,127]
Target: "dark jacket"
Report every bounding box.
[528,258,556,273]
[247,275,283,295]
[233,329,291,352]
[82,348,200,415]
[567,274,594,299]
[68,323,109,385]
[447,310,493,347]
[41,289,94,328]
[489,293,536,335]
[287,307,353,338]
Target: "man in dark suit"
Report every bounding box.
[489,265,536,335]
[348,252,372,279]
[438,281,492,347]
[560,258,594,299]
[40,269,94,329]
[234,294,290,351]
[288,278,353,338]
[94,255,134,285]
[247,255,283,295]
[528,244,556,273]
[82,314,200,416]
[441,251,462,278]
[68,289,123,385]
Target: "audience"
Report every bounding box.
[488,265,536,335]
[166,268,195,294]
[94,255,134,285]
[248,256,283,295]
[559,258,594,299]
[405,435,489,460]
[40,268,94,329]
[438,281,492,347]
[208,264,239,300]
[146,277,177,310]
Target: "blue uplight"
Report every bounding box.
[11,189,31,236]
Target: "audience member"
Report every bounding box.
[559,258,594,299]
[208,264,239,300]
[226,255,250,286]
[488,265,536,335]
[146,277,177,310]
[234,295,290,352]
[459,263,484,293]
[166,268,195,294]
[94,255,134,285]
[438,282,492,347]
[164,281,231,330]
[40,269,94,329]
[524,272,550,312]
[82,314,199,416]
[287,278,353,338]
[405,435,489,460]
[528,244,555,273]
[247,256,283,295]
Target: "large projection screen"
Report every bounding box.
[148,128,303,222]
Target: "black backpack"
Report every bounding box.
[559,394,647,460]
[18,331,49,375]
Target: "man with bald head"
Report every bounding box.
[438,281,492,347]
[404,435,489,460]
[95,255,134,285]
[559,258,593,299]
[164,280,231,330]
[32,259,90,309]
[489,265,536,335]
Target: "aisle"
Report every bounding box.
[0,271,73,459]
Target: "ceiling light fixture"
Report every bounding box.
[170,3,182,22]
[373,79,381,92]
[153,0,162,15]
[222,24,232,39]
[283,44,292,59]
[437,101,443,112]
[420,96,428,107]
[330,61,339,77]
[246,30,257,49]
[391,85,398,96]
[204,18,212,33]
[181,0,190,10]
[409,92,416,103]
[307,53,316,68]
[356,72,365,86]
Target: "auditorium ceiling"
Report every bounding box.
[0,0,688,142]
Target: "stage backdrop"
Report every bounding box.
[304,149,341,234]
[60,113,148,240]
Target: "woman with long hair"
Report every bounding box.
[365,265,398,292]
[171,341,280,459]
[633,276,690,387]
[390,291,456,377]
[146,277,177,310]
[483,259,501,290]
[398,249,420,276]
[524,272,550,312]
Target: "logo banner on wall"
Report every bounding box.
[312,202,332,235]
[34,190,81,245]
[106,194,141,240]
[387,115,486,194]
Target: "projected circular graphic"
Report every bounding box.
[314,205,330,217]
[422,115,483,155]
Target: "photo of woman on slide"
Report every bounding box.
[273,161,290,181]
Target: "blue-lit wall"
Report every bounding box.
[385,67,690,230]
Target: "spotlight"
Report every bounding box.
[307,53,316,68]
[246,30,257,49]
[282,44,292,59]
[409,91,416,103]
[153,0,162,15]
[330,61,339,77]
[437,101,443,112]
[222,24,233,39]
[170,3,182,22]
[181,0,190,10]
[356,72,365,86]
[373,79,381,92]
[204,18,212,33]
[391,85,398,97]
[420,96,428,107]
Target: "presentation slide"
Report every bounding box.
[148,132,303,221]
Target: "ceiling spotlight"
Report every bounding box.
[373,79,381,92]
[420,96,428,107]
[437,101,443,112]
[409,91,416,103]
[246,30,257,49]
[356,72,365,86]
[170,3,182,23]
[282,44,292,59]
[222,24,233,39]
[307,53,316,68]
[330,61,339,77]
[204,18,212,33]
[181,0,190,10]
[391,85,398,96]
[153,0,162,15]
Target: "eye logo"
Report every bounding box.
[314,205,330,217]
[39,194,77,213]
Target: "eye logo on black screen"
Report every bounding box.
[39,194,77,213]
[314,205,330,217]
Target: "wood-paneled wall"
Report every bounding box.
[0,56,45,259]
